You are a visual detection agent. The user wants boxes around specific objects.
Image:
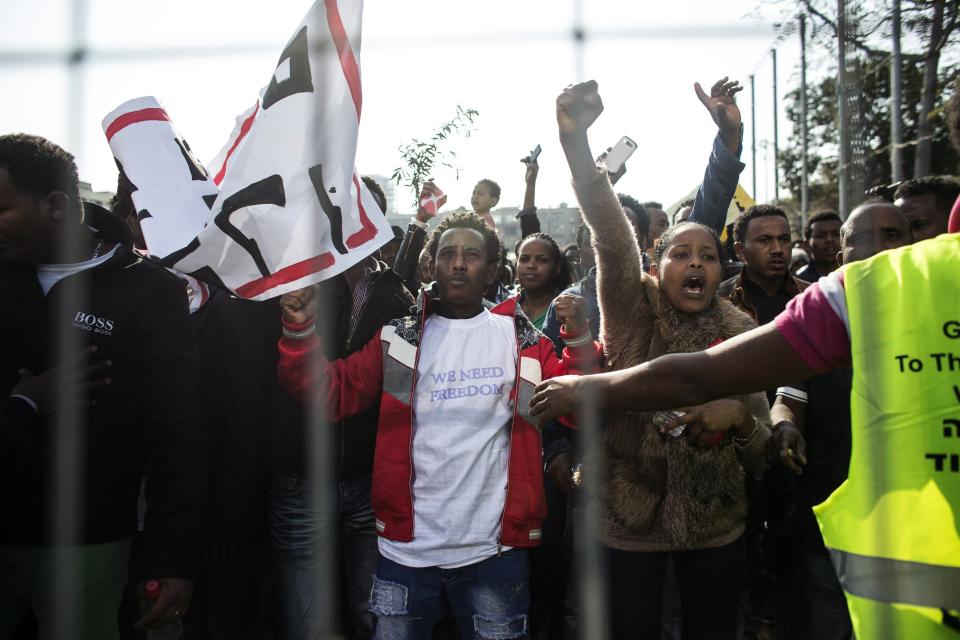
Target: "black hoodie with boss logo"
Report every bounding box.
[0,205,206,579]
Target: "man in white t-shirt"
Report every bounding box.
[278,212,599,639]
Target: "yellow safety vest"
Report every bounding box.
[814,233,960,638]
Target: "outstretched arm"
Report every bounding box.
[689,78,746,235]
[530,322,816,421]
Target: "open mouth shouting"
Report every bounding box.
[681,274,705,297]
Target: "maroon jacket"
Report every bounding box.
[277,295,599,548]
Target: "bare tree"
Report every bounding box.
[772,0,960,179]
[912,0,958,175]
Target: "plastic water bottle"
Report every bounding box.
[143,580,183,640]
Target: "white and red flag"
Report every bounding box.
[103,0,391,300]
[102,96,220,259]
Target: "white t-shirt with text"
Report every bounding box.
[378,309,517,569]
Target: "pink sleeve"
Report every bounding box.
[949,192,960,233]
[774,271,851,373]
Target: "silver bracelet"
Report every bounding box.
[282,325,316,340]
[732,416,759,446]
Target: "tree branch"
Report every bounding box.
[799,0,882,56]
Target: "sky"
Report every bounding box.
[0,0,804,214]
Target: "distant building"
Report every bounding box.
[365,174,399,214]
[386,213,411,229]
[386,203,583,257]
[493,205,582,255]
[79,181,114,207]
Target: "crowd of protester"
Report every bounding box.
[1,72,959,640]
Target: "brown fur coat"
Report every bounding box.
[573,171,772,552]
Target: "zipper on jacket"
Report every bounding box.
[405,299,429,539]
[497,305,524,552]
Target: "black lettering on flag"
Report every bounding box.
[261,26,314,110]
[114,158,153,222]
[214,175,286,277]
[175,137,209,181]
[308,163,347,254]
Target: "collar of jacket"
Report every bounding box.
[725,265,806,305]
[405,284,539,350]
[85,201,133,247]
[414,281,525,320]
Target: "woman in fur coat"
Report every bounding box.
[555,80,772,639]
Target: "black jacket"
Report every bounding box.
[191,288,279,544]
[0,219,205,578]
[269,263,414,478]
[1,397,38,468]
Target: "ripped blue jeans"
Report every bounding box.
[369,549,529,640]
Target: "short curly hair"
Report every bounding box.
[361,175,387,214]
[617,193,650,236]
[426,211,502,265]
[0,133,82,221]
[804,210,842,241]
[733,204,789,244]
[893,175,960,215]
[476,178,501,202]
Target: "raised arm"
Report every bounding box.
[277,286,383,421]
[557,81,652,363]
[689,78,746,235]
[518,160,542,238]
[392,181,444,291]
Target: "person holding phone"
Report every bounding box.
[517,147,543,240]
[550,80,772,639]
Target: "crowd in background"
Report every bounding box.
[1,71,959,640]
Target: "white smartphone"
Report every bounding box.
[601,136,637,174]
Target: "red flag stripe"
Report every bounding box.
[346,174,378,249]
[235,251,335,299]
[325,0,363,120]
[105,108,171,142]
[213,102,259,186]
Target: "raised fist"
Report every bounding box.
[279,285,319,325]
[557,81,604,136]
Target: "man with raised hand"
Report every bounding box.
[277,211,599,640]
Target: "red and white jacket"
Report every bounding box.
[277,295,600,548]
